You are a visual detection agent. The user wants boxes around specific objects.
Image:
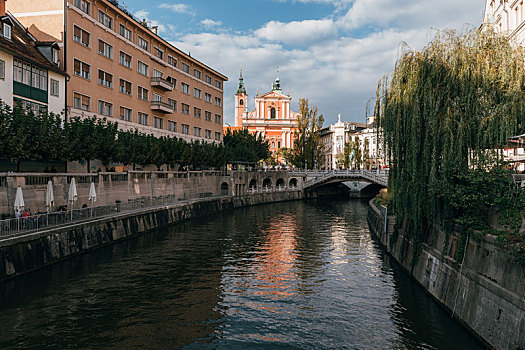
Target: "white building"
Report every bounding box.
[0,8,66,117]
[483,0,525,41]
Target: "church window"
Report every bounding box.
[270,107,276,119]
[240,99,244,106]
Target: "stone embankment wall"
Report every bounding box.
[0,171,303,216]
[367,201,525,350]
[0,190,303,282]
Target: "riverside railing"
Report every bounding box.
[0,192,223,240]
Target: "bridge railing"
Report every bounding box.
[303,169,389,189]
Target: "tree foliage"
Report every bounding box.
[286,98,324,169]
[0,104,270,171]
[375,28,525,264]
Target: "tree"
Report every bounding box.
[289,98,324,169]
[363,138,370,169]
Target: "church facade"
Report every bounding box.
[234,70,300,160]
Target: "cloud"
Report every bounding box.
[255,19,337,45]
[201,19,223,30]
[158,3,194,15]
[169,0,482,125]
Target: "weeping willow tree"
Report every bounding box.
[375,28,525,264]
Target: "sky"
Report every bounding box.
[119,0,485,125]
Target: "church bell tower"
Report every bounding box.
[235,69,247,127]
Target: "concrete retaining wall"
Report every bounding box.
[0,190,303,282]
[367,201,525,350]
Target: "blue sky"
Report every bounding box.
[120,0,484,126]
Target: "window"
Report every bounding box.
[154,46,164,60]
[194,107,201,118]
[181,103,189,115]
[193,69,201,79]
[193,127,201,137]
[137,36,148,51]
[119,51,132,68]
[52,49,59,64]
[278,141,281,148]
[168,120,177,132]
[181,82,190,94]
[154,116,163,129]
[137,86,149,101]
[119,24,132,41]
[73,0,90,15]
[138,112,149,125]
[15,98,46,116]
[215,80,222,89]
[168,98,177,111]
[214,97,222,106]
[168,55,177,67]
[205,129,212,139]
[0,60,4,80]
[215,114,222,124]
[205,75,212,84]
[205,93,212,103]
[215,132,221,141]
[73,92,90,111]
[181,62,189,73]
[239,99,244,105]
[98,39,113,59]
[205,111,212,121]
[181,124,189,135]
[119,79,132,95]
[50,79,59,96]
[153,93,162,102]
[73,25,90,47]
[14,59,48,91]
[98,100,113,117]
[138,61,148,76]
[193,88,201,99]
[98,70,113,88]
[120,106,132,121]
[31,66,48,90]
[2,23,10,40]
[73,58,90,79]
[270,107,276,119]
[153,69,163,78]
[98,10,113,29]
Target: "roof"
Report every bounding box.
[0,13,66,76]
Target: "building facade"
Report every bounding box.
[234,70,299,159]
[7,0,227,143]
[483,0,525,41]
[320,115,385,170]
[0,4,66,116]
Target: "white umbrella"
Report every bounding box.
[68,178,78,203]
[68,178,77,220]
[88,182,97,203]
[45,180,54,211]
[14,186,25,213]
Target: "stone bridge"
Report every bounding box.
[293,170,388,196]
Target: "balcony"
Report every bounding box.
[150,77,174,91]
[150,100,174,114]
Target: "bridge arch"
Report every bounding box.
[276,178,285,188]
[263,178,272,189]
[360,183,386,197]
[220,182,229,195]
[289,178,298,188]
[249,179,258,189]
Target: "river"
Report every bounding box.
[0,199,484,349]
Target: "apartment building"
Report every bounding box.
[0,2,66,116]
[7,0,227,143]
[483,0,525,42]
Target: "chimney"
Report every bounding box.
[151,26,158,35]
[0,0,6,17]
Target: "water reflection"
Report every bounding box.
[0,199,484,349]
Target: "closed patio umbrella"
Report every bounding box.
[88,182,97,203]
[45,180,54,212]
[68,178,77,220]
[14,186,25,214]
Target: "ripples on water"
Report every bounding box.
[0,199,483,349]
